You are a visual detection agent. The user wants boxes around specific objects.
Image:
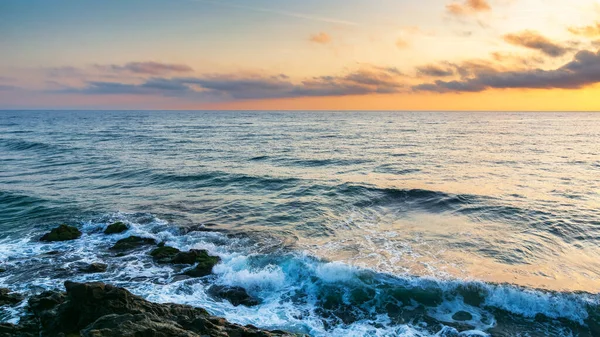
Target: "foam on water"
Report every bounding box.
[1,213,598,336]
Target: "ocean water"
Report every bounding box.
[0,110,599,336]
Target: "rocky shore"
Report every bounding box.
[0,281,303,337]
[0,224,303,337]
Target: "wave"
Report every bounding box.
[0,213,598,336]
[0,137,70,153]
[0,191,77,234]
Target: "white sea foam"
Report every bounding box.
[0,212,597,336]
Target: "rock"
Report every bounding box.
[0,318,39,337]
[0,267,5,273]
[104,221,129,235]
[452,311,473,321]
[457,284,485,307]
[208,285,260,307]
[172,249,217,265]
[18,281,303,337]
[79,262,108,274]
[150,246,181,263]
[180,223,220,234]
[110,236,156,251]
[0,288,24,306]
[182,251,221,277]
[40,224,82,242]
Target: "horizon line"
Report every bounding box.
[1,109,600,113]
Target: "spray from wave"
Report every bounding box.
[1,213,598,336]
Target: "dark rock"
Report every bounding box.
[44,250,61,255]
[0,267,5,273]
[457,284,486,307]
[110,236,156,251]
[40,224,82,242]
[81,313,199,337]
[173,249,217,265]
[0,288,24,306]
[208,285,260,306]
[180,223,221,234]
[79,262,108,273]
[452,311,473,321]
[0,318,39,337]
[182,251,221,277]
[104,221,129,235]
[18,281,303,337]
[28,290,66,313]
[150,246,181,263]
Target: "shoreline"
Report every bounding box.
[1,222,599,336]
[0,281,304,337]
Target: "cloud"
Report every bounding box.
[416,64,455,77]
[413,48,600,93]
[309,32,331,44]
[568,22,600,37]
[396,38,410,49]
[0,85,19,91]
[446,0,491,16]
[56,67,404,100]
[98,62,193,75]
[503,31,570,57]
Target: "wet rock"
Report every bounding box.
[17,281,303,337]
[110,236,156,251]
[79,262,108,274]
[180,223,220,234]
[172,249,217,265]
[104,221,129,235]
[457,284,486,307]
[208,285,261,307]
[452,311,473,321]
[28,290,66,313]
[40,224,82,242]
[0,318,39,337]
[182,251,221,277]
[150,246,181,263]
[44,250,61,256]
[0,288,24,306]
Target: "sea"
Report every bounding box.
[1,110,599,336]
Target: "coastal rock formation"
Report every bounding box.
[110,236,156,251]
[452,311,473,321]
[3,281,302,337]
[103,222,129,235]
[79,262,108,274]
[40,224,82,242]
[208,285,261,307]
[150,246,181,263]
[182,251,221,277]
[0,288,24,306]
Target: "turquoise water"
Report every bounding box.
[1,111,599,336]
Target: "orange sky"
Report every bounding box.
[1,0,600,110]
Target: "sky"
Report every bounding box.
[1,0,600,110]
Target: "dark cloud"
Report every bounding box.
[57,67,404,100]
[413,48,600,93]
[99,62,193,75]
[503,31,569,57]
[446,0,491,16]
[416,64,455,77]
[568,22,600,37]
[0,85,19,91]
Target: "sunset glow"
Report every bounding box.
[2,0,600,110]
